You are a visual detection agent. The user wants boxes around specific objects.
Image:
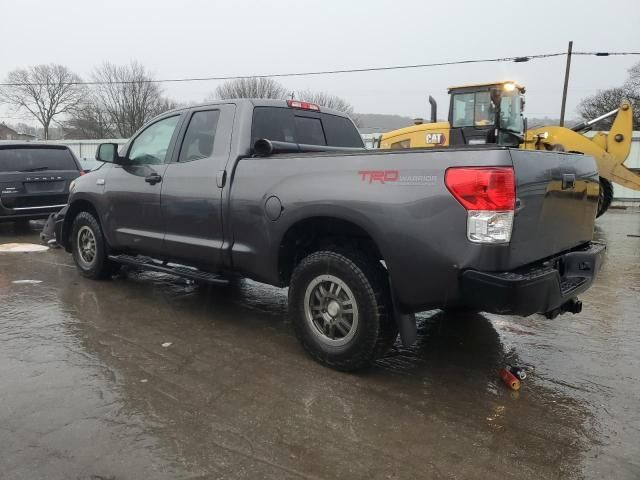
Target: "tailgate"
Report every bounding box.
[508,149,599,266]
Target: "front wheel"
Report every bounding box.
[288,250,398,371]
[71,211,116,279]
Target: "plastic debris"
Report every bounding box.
[161,342,173,348]
[510,366,528,380]
[140,379,148,383]
[498,368,521,391]
[12,280,43,285]
[0,243,49,253]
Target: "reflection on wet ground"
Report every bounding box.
[0,210,639,479]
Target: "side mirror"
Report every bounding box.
[96,143,120,164]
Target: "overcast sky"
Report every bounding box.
[1,0,639,125]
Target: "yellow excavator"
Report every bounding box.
[379,80,637,217]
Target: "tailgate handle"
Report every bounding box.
[562,174,575,190]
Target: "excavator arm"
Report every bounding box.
[524,102,638,191]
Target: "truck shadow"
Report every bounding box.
[53,270,595,479]
[0,219,42,236]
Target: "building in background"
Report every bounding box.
[0,122,36,141]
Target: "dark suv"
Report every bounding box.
[0,142,83,225]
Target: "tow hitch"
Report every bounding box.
[545,298,583,319]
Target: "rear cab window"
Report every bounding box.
[0,147,78,172]
[251,107,363,148]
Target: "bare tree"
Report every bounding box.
[624,61,640,95]
[296,90,359,125]
[212,77,288,100]
[0,64,86,140]
[92,61,176,138]
[63,101,115,139]
[578,61,640,129]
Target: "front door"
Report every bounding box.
[160,104,234,268]
[103,114,183,256]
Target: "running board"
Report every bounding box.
[108,254,229,285]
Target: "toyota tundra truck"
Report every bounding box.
[54,99,605,370]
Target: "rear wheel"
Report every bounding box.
[71,211,116,279]
[597,177,614,218]
[288,250,398,371]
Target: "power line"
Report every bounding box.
[0,51,638,87]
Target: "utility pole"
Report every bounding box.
[559,40,573,127]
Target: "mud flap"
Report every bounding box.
[389,278,417,347]
[40,213,57,245]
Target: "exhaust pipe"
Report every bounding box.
[429,96,437,123]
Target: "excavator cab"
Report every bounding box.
[447,81,525,147]
[379,81,526,149]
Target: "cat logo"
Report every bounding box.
[425,133,446,145]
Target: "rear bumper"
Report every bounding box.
[0,201,69,222]
[461,241,606,316]
[0,208,64,222]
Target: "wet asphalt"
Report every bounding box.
[0,210,639,480]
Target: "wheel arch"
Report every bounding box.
[61,199,101,251]
[277,215,387,285]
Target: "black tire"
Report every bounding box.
[288,250,398,371]
[71,211,115,280]
[597,177,614,218]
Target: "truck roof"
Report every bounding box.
[161,98,350,119]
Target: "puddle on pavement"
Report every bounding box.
[0,210,639,479]
[0,242,49,253]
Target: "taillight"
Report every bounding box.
[445,167,515,244]
[287,99,320,111]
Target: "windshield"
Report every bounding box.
[499,91,523,133]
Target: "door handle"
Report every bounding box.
[216,170,226,188]
[145,173,162,185]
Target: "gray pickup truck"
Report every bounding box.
[55,98,605,370]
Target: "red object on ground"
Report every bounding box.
[498,368,521,391]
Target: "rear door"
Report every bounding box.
[508,149,599,267]
[0,146,79,214]
[159,104,235,267]
[102,114,183,255]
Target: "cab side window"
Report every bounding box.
[128,115,181,165]
[178,110,220,162]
